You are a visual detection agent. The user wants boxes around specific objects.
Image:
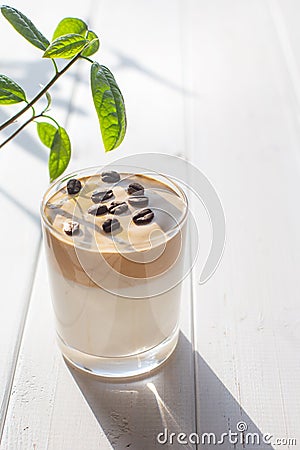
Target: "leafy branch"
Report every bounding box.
[0,5,127,181]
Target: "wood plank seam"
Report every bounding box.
[179,0,199,446]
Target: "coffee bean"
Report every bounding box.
[63,221,80,236]
[109,201,128,215]
[101,171,120,183]
[132,208,154,225]
[67,179,82,195]
[88,204,108,216]
[91,189,113,203]
[128,195,149,208]
[102,218,121,233]
[127,182,144,195]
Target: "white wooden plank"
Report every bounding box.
[0,0,94,439]
[185,0,300,448]
[2,0,197,448]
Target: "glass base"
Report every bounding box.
[58,328,179,379]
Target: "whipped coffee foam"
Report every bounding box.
[45,173,186,253]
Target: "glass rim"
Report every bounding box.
[40,164,189,252]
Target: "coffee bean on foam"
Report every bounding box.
[91,189,113,203]
[132,208,154,225]
[102,218,120,233]
[63,220,80,236]
[88,204,108,216]
[128,195,149,208]
[67,179,82,195]
[108,201,128,215]
[127,182,144,195]
[101,171,120,183]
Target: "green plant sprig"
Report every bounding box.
[0,6,127,181]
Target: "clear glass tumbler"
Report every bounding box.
[41,166,188,378]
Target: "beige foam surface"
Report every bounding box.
[44,173,186,253]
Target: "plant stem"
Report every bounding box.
[30,104,36,116]
[52,59,59,74]
[80,55,94,64]
[0,53,82,132]
[39,114,60,128]
[0,114,41,149]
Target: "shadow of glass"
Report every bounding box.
[65,332,273,449]
[195,352,273,450]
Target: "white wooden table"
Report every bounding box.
[1,1,300,449]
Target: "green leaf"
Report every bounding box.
[44,91,52,112]
[37,122,71,180]
[90,63,126,152]
[37,122,57,148]
[0,74,26,104]
[43,33,88,59]
[81,30,99,57]
[49,127,71,181]
[1,5,49,50]
[52,17,87,40]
